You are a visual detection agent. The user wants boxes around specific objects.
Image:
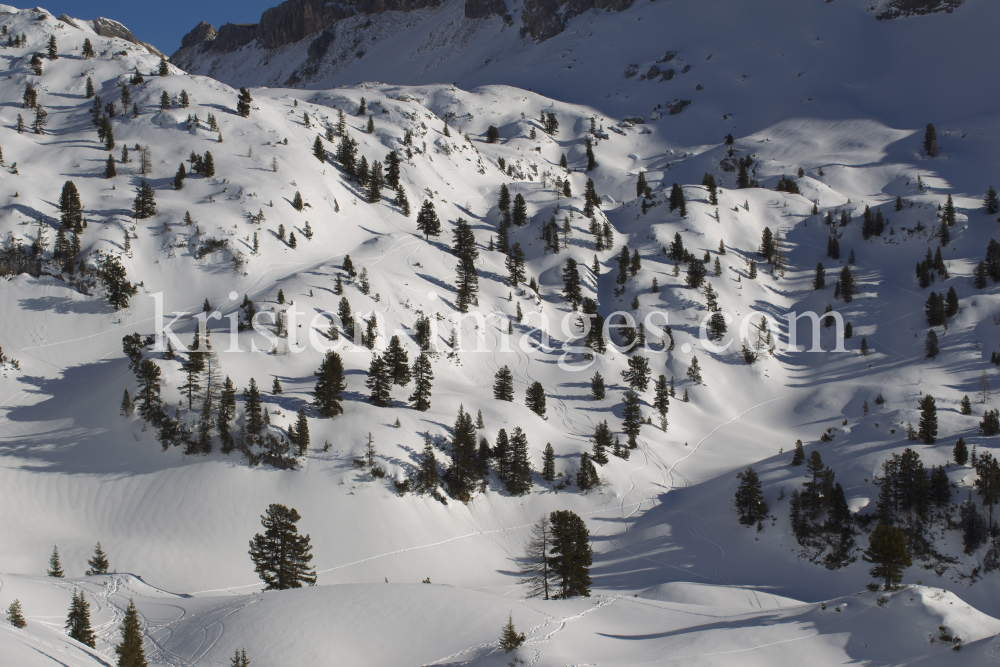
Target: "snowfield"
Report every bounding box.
[1,1,1000,665]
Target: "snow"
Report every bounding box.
[0,2,999,665]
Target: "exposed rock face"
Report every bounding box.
[181,21,217,49]
[873,0,964,19]
[307,29,336,61]
[87,17,165,57]
[465,0,507,19]
[214,23,258,52]
[521,0,634,41]
[175,0,445,58]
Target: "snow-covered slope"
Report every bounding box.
[1,2,1000,665]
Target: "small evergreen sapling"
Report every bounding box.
[85,542,109,575]
[6,599,26,628]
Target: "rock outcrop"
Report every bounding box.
[873,0,964,19]
[60,15,164,56]
[521,0,634,42]
[464,0,507,19]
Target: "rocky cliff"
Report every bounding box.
[872,0,964,19]
[59,15,164,57]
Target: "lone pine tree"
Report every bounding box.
[48,545,64,577]
[313,351,347,417]
[85,542,109,575]
[6,599,26,628]
[114,599,147,667]
[248,503,317,590]
[734,466,768,526]
[549,510,592,598]
[863,525,911,590]
[918,394,938,444]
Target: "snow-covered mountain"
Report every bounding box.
[2,1,1000,665]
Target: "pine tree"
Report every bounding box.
[507,427,533,495]
[686,356,702,384]
[132,181,156,219]
[82,38,95,59]
[954,437,969,465]
[918,394,937,444]
[134,359,163,422]
[47,545,64,577]
[236,87,252,117]
[585,137,596,171]
[173,163,185,190]
[6,599,26,628]
[85,542,109,575]
[229,649,250,667]
[85,76,94,98]
[518,515,554,599]
[960,395,973,416]
[408,352,434,412]
[549,510,592,598]
[494,366,515,401]
[66,589,96,648]
[942,193,956,226]
[248,504,316,590]
[512,193,528,226]
[813,263,825,290]
[562,258,582,309]
[416,200,441,238]
[621,390,642,448]
[112,598,147,667]
[653,374,669,430]
[526,381,547,417]
[312,135,324,162]
[577,452,598,491]
[541,443,556,482]
[416,436,440,493]
[591,421,611,465]
[365,353,393,407]
[47,34,57,60]
[924,329,939,359]
[498,613,526,653]
[734,467,768,526]
[860,336,869,356]
[986,186,999,215]
[790,439,805,466]
[923,123,938,157]
[590,371,605,400]
[312,352,346,417]
[863,525,911,590]
[621,355,651,392]
[445,405,480,501]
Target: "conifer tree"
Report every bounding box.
[734,467,768,526]
[621,355,651,392]
[621,390,642,448]
[813,263,825,290]
[416,201,441,238]
[85,542,109,575]
[312,352,346,417]
[416,436,440,493]
[653,374,669,430]
[986,186,999,215]
[549,510,592,597]
[47,34,57,60]
[112,600,144,667]
[541,443,556,482]
[494,366,514,401]
[312,135,324,162]
[506,243,526,286]
[229,649,250,667]
[445,406,480,501]
[506,427,533,495]
[590,371,605,400]
[561,258,582,309]
[248,504,316,590]
[924,329,939,359]
[236,87,252,117]
[954,437,969,465]
[6,599,26,628]
[173,163,185,190]
[923,123,938,157]
[686,356,702,384]
[85,76,94,98]
[526,381,546,417]
[518,515,554,599]
[791,439,805,465]
[366,354,393,407]
[577,452,598,491]
[66,589,96,648]
[918,394,937,444]
[498,613,526,653]
[48,545,64,577]
[839,265,856,303]
[134,359,163,423]
[408,352,434,412]
[585,137,596,171]
[82,38,95,59]
[960,395,973,416]
[860,336,869,356]
[512,193,528,226]
[863,525,911,590]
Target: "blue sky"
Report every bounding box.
[43,1,276,54]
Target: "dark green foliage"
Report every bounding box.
[577,452,598,491]
[863,525,911,590]
[734,466,768,526]
[59,181,83,229]
[541,443,556,482]
[960,492,988,554]
[366,353,393,407]
[416,200,441,238]
[918,394,937,444]
[621,355,650,392]
[498,613,526,653]
[236,87,252,117]
[506,427,533,495]
[685,258,706,288]
[980,410,1000,436]
[134,359,163,423]
[986,186,999,215]
[506,243,526,286]
[486,125,499,143]
[955,437,969,465]
[702,173,718,205]
[549,510,592,597]
[562,258,582,309]
[104,153,117,178]
[827,235,840,260]
[408,352,433,412]
[494,365,514,401]
[590,371,605,400]
[775,175,799,194]
[313,351,346,417]
[621,390,642,448]
[926,326,940,357]
[132,180,156,219]
[791,439,805,466]
[6,599,26,628]
[66,589,96,648]
[839,266,856,303]
[248,504,317,590]
[585,137,596,171]
[85,542,109,575]
[669,183,686,217]
[452,217,480,312]
[114,599,147,667]
[526,381,546,417]
[923,123,938,157]
[591,421,611,465]
[47,545,64,577]
[416,436,439,493]
[445,406,480,501]
[512,193,528,226]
